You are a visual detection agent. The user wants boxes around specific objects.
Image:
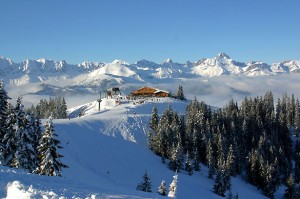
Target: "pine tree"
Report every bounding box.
[213,161,231,196]
[148,106,159,151]
[192,149,201,172]
[295,98,300,137]
[20,114,37,171]
[284,174,296,199]
[60,97,68,119]
[136,170,152,192]
[168,143,183,172]
[184,151,193,175]
[36,116,67,176]
[149,106,159,131]
[206,139,215,179]
[10,96,26,169]
[168,172,178,198]
[261,161,277,198]
[226,144,235,176]
[294,140,300,183]
[213,169,226,197]
[33,118,42,150]
[154,106,172,160]
[0,81,10,163]
[215,128,224,170]
[223,167,231,193]
[176,85,185,100]
[2,103,17,166]
[158,180,167,196]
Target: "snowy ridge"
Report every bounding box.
[1,54,300,86]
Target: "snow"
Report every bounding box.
[1,53,300,198]
[191,54,243,77]
[0,96,276,198]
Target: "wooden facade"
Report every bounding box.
[130,86,169,97]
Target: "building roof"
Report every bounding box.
[131,86,169,95]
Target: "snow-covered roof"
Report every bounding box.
[133,86,169,94]
[154,89,169,94]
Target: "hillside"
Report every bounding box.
[0,97,273,199]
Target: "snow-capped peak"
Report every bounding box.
[217,52,231,59]
[36,58,46,64]
[162,58,173,64]
[111,59,129,65]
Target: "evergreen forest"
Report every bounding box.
[148,91,300,198]
[27,97,68,119]
[0,81,67,177]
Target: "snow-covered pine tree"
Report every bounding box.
[136,170,152,192]
[0,81,10,163]
[176,85,185,100]
[226,144,235,176]
[192,149,201,172]
[20,114,38,172]
[2,103,17,166]
[60,97,68,119]
[168,172,178,198]
[206,138,215,179]
[36,116,67,176]
[33,118,42,150]
[168,143,183,172]
[148,106,159,151]
[149,106,159,131]
[213,169,226,197]
[215,127,224,171]
[213,163,231,197]
[184,151,193,176]
[154,106,173,161]
[158,180,167,196]
[10,96,25,169]
[295,98,300,137]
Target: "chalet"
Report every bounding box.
[130,86,169,97]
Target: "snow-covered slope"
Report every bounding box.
[0,97,274,198]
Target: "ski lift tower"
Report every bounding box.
[97,90,102,111]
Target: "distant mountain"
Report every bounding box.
[192,53,244,76]
[0,54,300,86]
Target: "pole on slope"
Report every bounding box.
[97,91,102,111]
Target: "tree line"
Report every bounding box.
[149,91,300,198]
[0,81,67,176]
[27,97,68,119]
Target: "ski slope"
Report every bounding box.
[0,97,279,198]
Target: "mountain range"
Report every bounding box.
[1,53,300,87]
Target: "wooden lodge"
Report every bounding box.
[130,86,169,97]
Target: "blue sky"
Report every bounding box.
[0,0,299,64]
